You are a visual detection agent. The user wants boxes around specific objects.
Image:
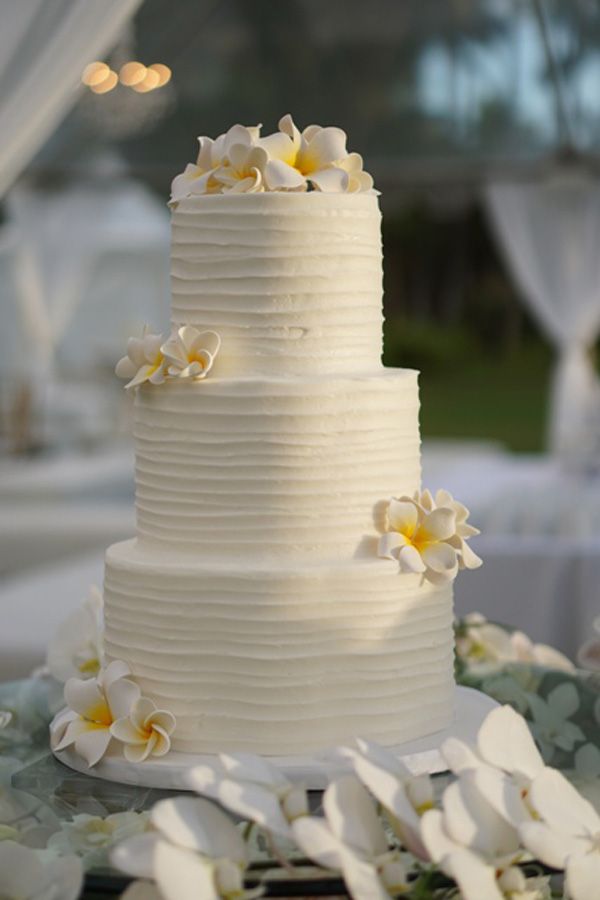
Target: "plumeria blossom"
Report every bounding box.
[378,488,480,584]
[339,737,432,859]
[161,326,221,380]
[110,696,176,763]
[260,114,352,192]
[47,585,103,682]
[293,776,409,900]
[0,841,82,900]
[519,767,600,900]
[188,752,308,842]
[53,660,140,767]
[213,144,269,194]
[112,796,261,900]
[116,326,166,390]
[47,811,150,867]
[170,124,262,202]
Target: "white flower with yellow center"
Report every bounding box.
[213,143,268,193]
[111,697,176,763]
[161,326,221,380]
[116,327,166,390]
[48,811,150,867]
[378,494,459,583]
[422,489,482,571]
[260,114,369,193]
[47,585,103,682]
[53,660,140,767]
[170,124,262,203]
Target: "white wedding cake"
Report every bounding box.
[54,116,481,768]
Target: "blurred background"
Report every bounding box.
[2,0,600,678]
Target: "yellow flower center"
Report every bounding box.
[85,699,113,727]
[78,657,100,675]
[188,351,205,368]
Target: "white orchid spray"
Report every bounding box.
[47,811,150,868]
[112,796,262,900]
[339,738,433,860]
[47,584,103,682]
[293,776,409,900]
[188,752,309,843]
[456,612,574,675]
[160,326,221,380]
[378,489,481,584]
[115,326,167,390]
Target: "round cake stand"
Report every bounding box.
[50,685,497,790]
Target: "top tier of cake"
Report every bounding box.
[170,192,383,378]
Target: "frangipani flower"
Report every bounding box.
[422,489,482,571]
[340,737,432,859]
[53,660,140,767]
[260,114,351,192]
[111,696,176,762]
[161,326,221,380]
[0,841,83,900]
[378,489,478,584]
[519,767,600,900]
[292,776,409,900]
[188,752,308,841]
[213,144,268,194]
[112,796,261,900]
[47,585,103,682]
[116,326,166,390]
[170,124,262,202]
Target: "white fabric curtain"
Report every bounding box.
[0,0,142,199]
[485,174,600,459]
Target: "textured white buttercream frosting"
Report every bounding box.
[101,188,457,757]
[104,539,454,755]
[170,192,383,377]
[133,370,420,561]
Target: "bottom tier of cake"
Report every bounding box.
[103,539,455,756]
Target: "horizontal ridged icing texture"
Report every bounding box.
[104,540,455,755]
[133,370,420,561]
[170,193,383,377]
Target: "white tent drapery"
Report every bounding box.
[485,173,600,460]
[0,0,142,199]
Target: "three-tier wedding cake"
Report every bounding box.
[53,116,481,770]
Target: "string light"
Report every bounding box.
[82,60,172,95]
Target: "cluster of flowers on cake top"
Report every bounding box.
[115,325,221,390]
[378,488,482,584]
[109,703,599,900]
[169,114,374,201]
[52,659,176,767]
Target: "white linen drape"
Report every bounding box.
[0,0,142,199]
[485,175,600,459]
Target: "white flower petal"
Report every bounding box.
[377,531,403,560]
[339,849,392,900]
[398,544,427,574]
[64,676,107,720]
[566,851,600,900]
[154,840,220,900]
[264,159,306,191]
[301,126,347,168]
[220,752,288,789]
[217,779,292,840]
[324,776,388,857]
[443,849,504,900]
[387,498,418,534]
[470,767,531,828]
[260,132,297,165]
[442,775,520,859]
[107,678,141,721]
[477,705,544,780]
[309,167,349,193]
[518,820,586,869]
[527,767,600,836]
[442,737,484,774]
[421,808,462,863]
[151,796,246,863]
[115,356,137,379]
[110,716,143,745]
[278,114,302,151]
[111,832,160,878]
[74,727,112,767]
[292,816,346,870]
[421,542,459,576]
[421,507,457,542]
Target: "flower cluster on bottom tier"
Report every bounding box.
[102,539,455,756]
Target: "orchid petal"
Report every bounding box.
[527,767,600,835]
[442,737,484,773]
[220,752,288,789]
[518,820,586,869]
[566,851,600,900]
[443,849,504,900]
[217,779,292,840]
[292,816,346,869]
[154,840,220,900]
[339,849,392,900]
[111,832,160,878]
[477,705,544,780]
[152,796,246,863]
[324,777,388,857]
[421,809,461,863]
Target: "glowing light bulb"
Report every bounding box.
[119,61,147,87]
[90,70,118,94]
[82,61,109,87]
[148,63,171,87]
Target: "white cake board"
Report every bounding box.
[50,686,496,790]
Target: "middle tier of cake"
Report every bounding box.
[133,369,420,562]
